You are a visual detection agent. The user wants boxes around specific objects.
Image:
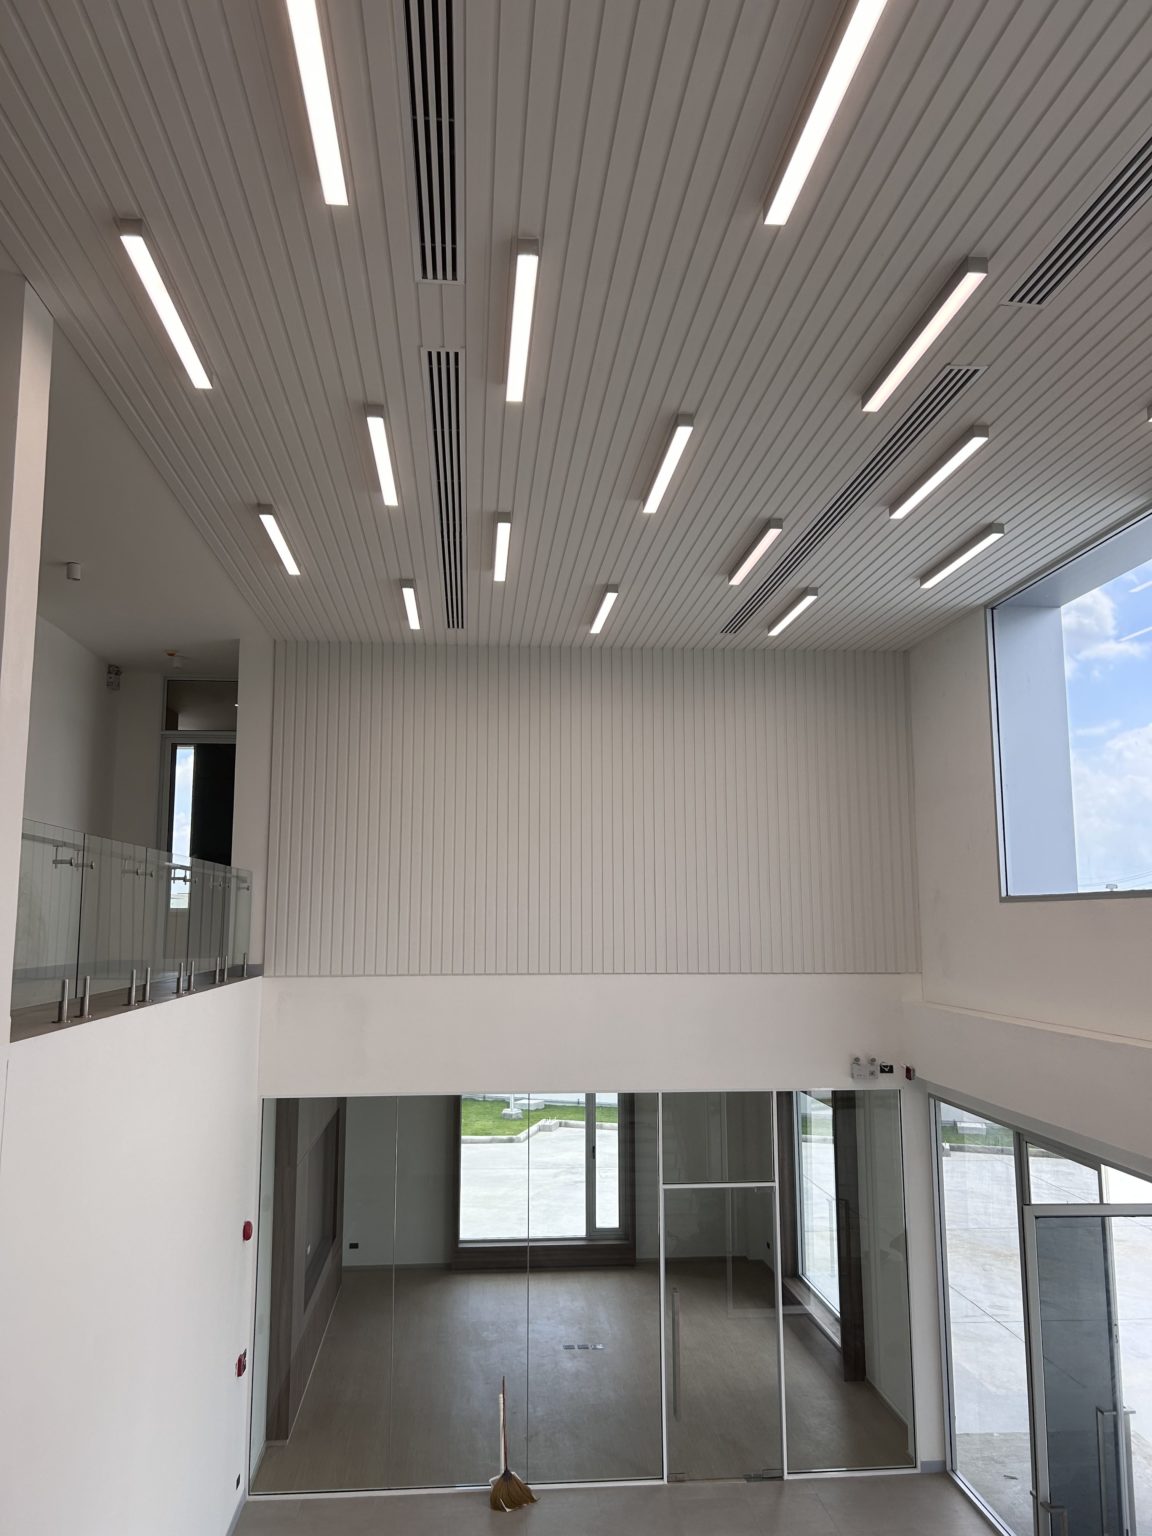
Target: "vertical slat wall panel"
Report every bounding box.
[266,644,919,976]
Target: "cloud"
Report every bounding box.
[1079,637,1152,665]
[1062,587,1152,676]
[1071,722,1152,887]
[1074,719,1122,738]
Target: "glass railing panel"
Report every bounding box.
[76,834,153,1011]
[13,817,255,1024]
[229,869,252,975]
[12,820,85,1012]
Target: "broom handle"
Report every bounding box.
[499,1376,508,1469]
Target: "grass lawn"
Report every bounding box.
[460,1098,619,1137]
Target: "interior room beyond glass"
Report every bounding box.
[249,1088,915,1493]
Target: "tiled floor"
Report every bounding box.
[237,1472,997,1536]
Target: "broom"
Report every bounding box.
[489,1375,536,1511]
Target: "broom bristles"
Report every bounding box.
[489,1469,537,1511]
[489,1374,536,1511]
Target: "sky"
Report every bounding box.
[1060,559,1152,890]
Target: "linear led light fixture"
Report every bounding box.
[590,586,619,635]
[729,519,784,585]
[494,519,511,582]
[767,587,819,636]
[642,416,694,515]
[366,411,398,505]
[285,0,348,205]
[506,243,539,403]
[401,581,421,630]
[117,222,210,389]
[764,0,889,226]
[258,508,300,575]
[887,428,989,520]
[862,259,988,412]
[919,523,1004,588]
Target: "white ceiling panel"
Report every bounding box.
[1,0,1151,649]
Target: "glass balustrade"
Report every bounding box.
[11,818,252,1031]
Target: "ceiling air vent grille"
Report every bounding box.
[403,0,459,281]
[723,366,984,633]
[426,349,465,628]
[1007,130,1152,305]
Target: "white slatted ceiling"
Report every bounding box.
[0,2,1150,649]
[266,643,919,976]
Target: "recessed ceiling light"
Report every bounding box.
[729,520,784,585]
[642,417,694,516]
[590,587,619,635]
[506,243,539,403]
[117,222,211,389]
[401,581,421,631]
[366,412,398,506]
[767,587,819,636]
[919,524,1004,589]
[284,0,348,205]
[494,519,511,582]
[763,0,889,226]
[887,428,989,520]
[862,260,988,412]
[258,508,300,575]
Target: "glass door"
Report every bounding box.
[1026,1207,1152,1536]
[663,1185,783,1480]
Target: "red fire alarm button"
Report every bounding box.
[236,1350,248,1378]
[242,1220,254,1242]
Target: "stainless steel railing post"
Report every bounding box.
[80,975,92,1018]
[125,968,137,1007]
[143,965,152,1004]
[57,976,70,1024]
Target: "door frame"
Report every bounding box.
[658,1091,787,1482]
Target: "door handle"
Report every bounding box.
[671,1286,682,1422]
[1032,1493,1069,1536]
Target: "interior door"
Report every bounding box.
[1027,1208,1144,1536]
[663,1185,783,1481]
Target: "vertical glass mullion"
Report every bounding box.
[585,1092,595,1238]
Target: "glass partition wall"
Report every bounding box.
[250,1089,914,1495]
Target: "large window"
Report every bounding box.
[991,513,1152,896]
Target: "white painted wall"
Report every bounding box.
[267,644,919,977]
[0,277,52,1074]
[342,1095,457,1267]
[23,615,115,834]
[991,605,1078,895]
[109,669,163,848]
[258,974,910,1098]
[909,610,1150,1040]
[0,979,263,1536]
[899,1000,1152,1174]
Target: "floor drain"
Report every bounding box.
[562,1343,605,1351]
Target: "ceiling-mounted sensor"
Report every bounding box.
[66,562,82,582]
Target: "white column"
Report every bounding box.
[232,634,274,967]
[0,276,53,1068]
